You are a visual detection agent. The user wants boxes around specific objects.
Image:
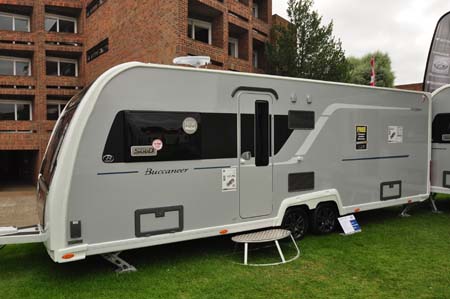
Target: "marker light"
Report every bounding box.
[220,229,228,235]
[62,253,75,260]
[354,208,361,213]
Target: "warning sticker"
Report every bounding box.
[388,126,403,143]
[356,125,368,150]
[222,168,237,192]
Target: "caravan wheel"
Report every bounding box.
[311,203,338,234]
[281,208,309,240]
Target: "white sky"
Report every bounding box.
[273,1,450,84]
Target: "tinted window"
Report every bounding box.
[255,101,269,166]
[0,14,12,30]
[103,111,238,163]
[45,17,57,32]
[274,115,293,154]
[288,110,315,129]
[60,62,76,76]
[126,111,202,162]
[40,86,90,186]
[0,103,15,120]
[240,114,254,157]
[432,113,450,143]
[46,60,58,76]
[0,59,14,75]
[59,19,75,33]
[103,111,295,163]
[201,113,237,159]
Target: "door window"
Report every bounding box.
[255,100,269,166]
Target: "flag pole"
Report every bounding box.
[370,56,376,86]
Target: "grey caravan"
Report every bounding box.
[431,85,450,195]
[424,11,450,195]
[0,62,430,263]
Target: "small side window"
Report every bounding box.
[432,113,450,143]
[288,110,315,130]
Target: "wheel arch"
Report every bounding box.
[275,189,344,226]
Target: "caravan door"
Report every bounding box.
[237,92,273,218]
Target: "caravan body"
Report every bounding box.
[424,11,450,195]
[431,85,450,194]
[0,63,430,263]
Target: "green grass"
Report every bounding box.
[1,199,450,299]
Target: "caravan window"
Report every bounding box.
[432,113,450,143]
[103,111,238,163]
[255,101,270,166]
[125,112,202,162]
[103,111,296,163]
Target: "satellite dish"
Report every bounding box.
[173,56,211,68]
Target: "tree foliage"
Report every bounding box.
[266,0,349,82]
[347,52,395,87]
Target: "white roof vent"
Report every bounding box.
[173,56,211,68]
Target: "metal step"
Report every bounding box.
[0,225,46,245]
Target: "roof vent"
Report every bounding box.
[173,56,211,68]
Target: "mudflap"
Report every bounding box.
[0,225,46,245]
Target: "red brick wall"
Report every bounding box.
[396,83,423,91]
[0,0,272,183]
[0,0,83,182]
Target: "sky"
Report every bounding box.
[272,0,450,85]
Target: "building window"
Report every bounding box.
[0,100,32,121]
[228,38,239,58]
[45,14,77,33]
[188,18,212,45]
[87,0,107,17]
[252,3,259,18]
[47,100,68,120]
[253,51,258,69]
[0,56,31,76]
[87,38,109,63]
[46,57,78,77]
[0,12,30,32]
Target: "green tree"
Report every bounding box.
[347,52,395,87]
[266,0,349,82]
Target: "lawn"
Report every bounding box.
[1,199,449,299]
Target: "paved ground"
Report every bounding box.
[0,185,38,227]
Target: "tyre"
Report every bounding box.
[281,207,309,240]
[311,203,338,234]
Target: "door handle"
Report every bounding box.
[240,151,252,164]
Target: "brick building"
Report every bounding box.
[396,83,423,91]
[0,0,272,185]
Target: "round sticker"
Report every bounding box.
[182,117,198,135]
[152,139,163,151]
